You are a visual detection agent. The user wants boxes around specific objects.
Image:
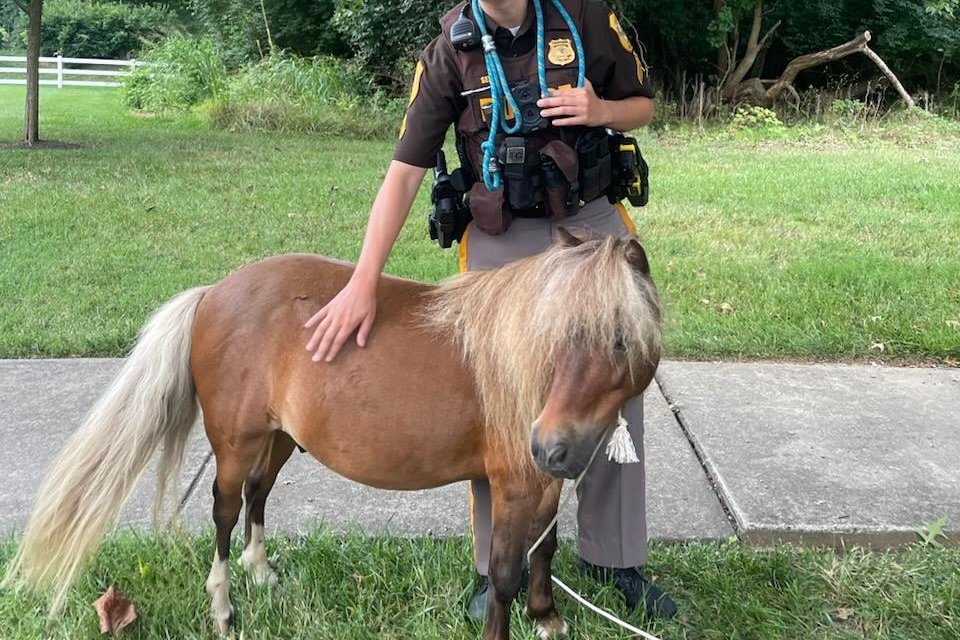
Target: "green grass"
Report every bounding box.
[2,86,959,361]
[1,532,958,639]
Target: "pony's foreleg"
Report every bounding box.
[524,480,566,638]
[240,431,296,586]
[484,476,541,640]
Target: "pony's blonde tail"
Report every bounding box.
[3,285,210,615]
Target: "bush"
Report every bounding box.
[36,0,173,59]
[731,105,784,129]
[121,36,227,112]
[332,0,440,87]
[207,52,404,137]
[828,98,868,119]
[188,0,349,66]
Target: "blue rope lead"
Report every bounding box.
[472,0,587,191]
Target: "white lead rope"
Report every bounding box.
[526,411,664,640]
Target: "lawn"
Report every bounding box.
[2,88,959,640]
[1,531,957,639]
[1,86,959,361]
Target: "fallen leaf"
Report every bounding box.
[699,298,711,305]
[869,342,885,353]
[94,586,137,636]
[946,320,960,329]
[836,607,855,621]
[719,302,734,314]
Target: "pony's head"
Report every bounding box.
[426,229,661,477]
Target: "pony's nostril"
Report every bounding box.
[547,442,569,468]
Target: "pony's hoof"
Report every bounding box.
[251,565,279,587]
[535,614,568,639]
[240,550,278,586]
[212,608,234,637]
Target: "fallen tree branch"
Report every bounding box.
[764,31,873,103]
[14,0,28,13]
[861,45,916,108]
[727,30,916,109]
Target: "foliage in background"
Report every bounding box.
[204,51,403,137]
[186,0,348,68]
[0,3,19,49]
[331,0,442,86]
[10,0,174,58]
[120,36,227,111]
[119,37,401,135]
[613,0,959,107]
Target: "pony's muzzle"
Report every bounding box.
[530,423,590,479]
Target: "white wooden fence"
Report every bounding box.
[0,55,145,88]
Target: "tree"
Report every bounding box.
[711,0,782,100]
[13,0,43,145]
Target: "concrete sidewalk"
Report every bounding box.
[1,359,957,548]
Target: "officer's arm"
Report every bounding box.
[537,79,653,132]
[601,94,653,131]
[352,161,428,288]
[304,160,425,363]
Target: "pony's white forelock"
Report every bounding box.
[424,235,661,474]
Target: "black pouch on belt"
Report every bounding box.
[576,129,613,203]
[499,137,538,211]
[539,140,579,220]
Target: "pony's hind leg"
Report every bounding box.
[524,481,566,638]
[205,431,269,636]
[240,431,296,586]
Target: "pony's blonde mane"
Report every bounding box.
[424,236,661,474]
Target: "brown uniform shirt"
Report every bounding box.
[394,0,654,168]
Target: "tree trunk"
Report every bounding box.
[23,0,44,146]
[714,0,730,78]
[720,0,781,100]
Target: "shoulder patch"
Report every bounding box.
[609,12,646,86]
[399,61,426,140]
[608,12,633,53]
[408,60,425,107]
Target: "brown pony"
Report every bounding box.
[4,231,661,640]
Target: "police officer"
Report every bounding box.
[304,0,676,621]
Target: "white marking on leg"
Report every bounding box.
[240,523,277,586]
[206,555,233,636]
[536,617,568,638]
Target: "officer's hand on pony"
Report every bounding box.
[537,79,610,127]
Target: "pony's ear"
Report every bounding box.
[625,239,650,275]
[555,227,584,247]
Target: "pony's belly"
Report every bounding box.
[286,411,486,492]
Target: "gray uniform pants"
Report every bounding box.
[461,198,648,574]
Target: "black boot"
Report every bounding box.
[579,560,678,619]
[466,570,529,623]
